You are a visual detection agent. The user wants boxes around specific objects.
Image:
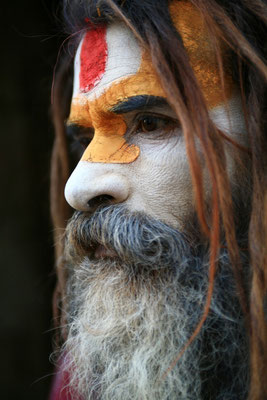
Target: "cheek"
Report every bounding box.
[127,136,195,228]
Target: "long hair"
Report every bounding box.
[50,0,267,398]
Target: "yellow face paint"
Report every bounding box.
[68,2,233,164]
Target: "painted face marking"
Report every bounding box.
[169,1,233,108]
[70,23,147,163]
[68,2,235,165]
[72,23,142,101]
[79,26,107,93]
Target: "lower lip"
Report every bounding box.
[94,244,117,259]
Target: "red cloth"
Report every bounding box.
[49,357,81,400]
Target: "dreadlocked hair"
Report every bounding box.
[50,0,267,398]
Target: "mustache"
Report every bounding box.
[64,205,194,266]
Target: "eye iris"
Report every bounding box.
[141,117,157,132]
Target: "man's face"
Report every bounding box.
[61,3,249,399]
[65,2,247,230]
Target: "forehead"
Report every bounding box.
[70,1,233,124]
[69,22,165,126]
[73,23,143,101]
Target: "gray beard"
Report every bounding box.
[61,205,249,400]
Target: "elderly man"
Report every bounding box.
[49,0,267,399]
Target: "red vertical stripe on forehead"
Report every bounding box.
[80,26,107,92]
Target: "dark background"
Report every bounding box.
[0,1,64,398]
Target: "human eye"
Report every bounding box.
[134,114,178,135]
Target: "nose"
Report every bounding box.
[64,161,130,211]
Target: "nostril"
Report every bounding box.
[87,194,114,210]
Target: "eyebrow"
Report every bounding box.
[111,95,169,114]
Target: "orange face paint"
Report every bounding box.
[68,2,233,164]
[69,23,164,164]
[81,107,140,163]
[169,1,233,108]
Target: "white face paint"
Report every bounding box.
[72,23,141,102]
[65,21,247,230]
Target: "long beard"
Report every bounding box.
[61,205,249,400]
